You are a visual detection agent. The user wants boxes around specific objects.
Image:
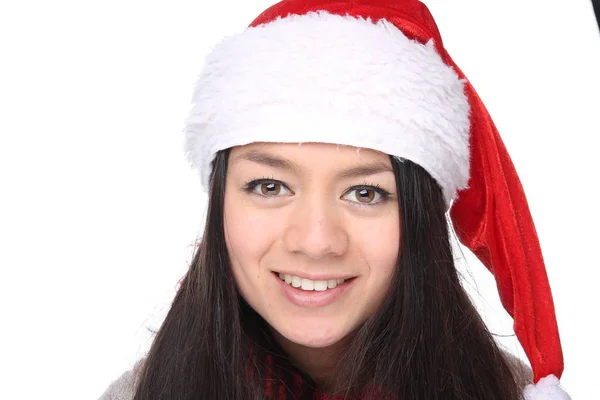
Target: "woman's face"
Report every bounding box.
[224,142,400,349]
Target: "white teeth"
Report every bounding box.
[278,273,347,291]
[301,279,314,290]
[291,275,302,288]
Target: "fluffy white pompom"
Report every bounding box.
[523,375,570,400]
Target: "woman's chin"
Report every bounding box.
[290,334,342,349]
[273,319,351,349]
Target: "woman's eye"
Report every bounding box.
[342,187,387,205]
[247,180,291,197]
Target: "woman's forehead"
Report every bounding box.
[230,142,390,162]
[227,142,395,183]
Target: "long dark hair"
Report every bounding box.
[133,148,521,400]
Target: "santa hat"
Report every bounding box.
[183,0,568,398]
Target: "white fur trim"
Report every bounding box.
[184,11,470,206]
[523,375,571,400]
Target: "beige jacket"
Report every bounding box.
[99,351,533,399]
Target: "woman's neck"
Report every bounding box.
[270,328,354,392]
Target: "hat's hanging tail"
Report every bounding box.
[445,54,568,398]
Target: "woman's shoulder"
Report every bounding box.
[98,358,145,400]
[97,349,533,399]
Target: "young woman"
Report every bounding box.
[100,1,569,399]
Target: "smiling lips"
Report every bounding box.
[277,273,346,291]
[273,272,356,308]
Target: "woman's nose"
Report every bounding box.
[282,196,349,260]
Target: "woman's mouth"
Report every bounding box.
[272,271,356,308]
[274,272,350,291]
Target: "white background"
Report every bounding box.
[1,1,599,398]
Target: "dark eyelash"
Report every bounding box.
[242,176,289,192]
[348,181,391,197]
[345,182,392,207]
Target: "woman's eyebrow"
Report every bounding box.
[233,151,302,174]
[232,150,393,178]
[336,163,393,179]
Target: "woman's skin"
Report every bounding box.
[223,142,401,388]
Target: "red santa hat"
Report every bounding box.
[183,0,568,398]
